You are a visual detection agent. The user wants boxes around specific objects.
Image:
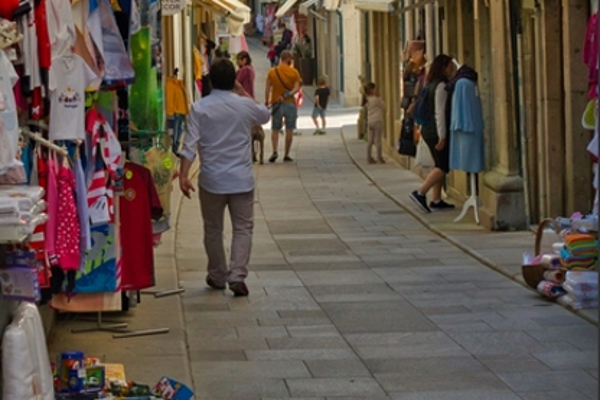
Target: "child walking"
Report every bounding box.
[312,77,331,135]
[364,82,386,163]
[267,44,277,67]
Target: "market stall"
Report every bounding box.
[521,8,599,311]
[0,0,188,398]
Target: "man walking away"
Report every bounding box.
[265,50,302,163]
[179,58,270,297]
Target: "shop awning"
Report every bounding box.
[193,0,249,35]
[299,0,319,15]
[395,0,436,13]
[354,0,396,12]
[194,0,249,22]
[323,0,340,10]
[276,0,300,17]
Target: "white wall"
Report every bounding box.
[341,0,362,106]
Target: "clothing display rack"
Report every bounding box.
[20,128,68,156]
[454,173,480,224]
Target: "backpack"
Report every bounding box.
[413,84,432,126]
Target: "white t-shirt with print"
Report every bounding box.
[49,54,97,141]
[0,50,20,168]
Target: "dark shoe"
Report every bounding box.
[283,156,294,162]
[269,153,278,163]
[409,190,431,213]
[367,158,376,164]
[206,276,225,290]
[430,199,456,211]
[229,282,249,297]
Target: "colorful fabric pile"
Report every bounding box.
[560,233,599,270]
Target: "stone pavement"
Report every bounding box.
[173,121,598,399]
[48,38,598,399]
[341,127,599,325]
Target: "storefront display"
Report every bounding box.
[0,0,181,397]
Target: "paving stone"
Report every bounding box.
[498,371,598,397]
[298,270,385,286]
[286,378,387,397]
[321,302,438,334]
[236,326,290,339]
[308,284,401,303]
[477,355,551,373]
[305,359,371,378]
[532,350,598,371]
[246,349,359,361]
[364,356,488,375]
[375,371,510,392]
[286,325,342,338]
[266,337,349,350]
[189,350,247,361]
[389,390,522,400]
[192,377,290,398]
[191,360,311,378]
[517,392,594,400]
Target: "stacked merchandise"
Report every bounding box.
[0,249,42,302]
[53,352,193,400]
[559,271,599,309]
[0,186,47,242]
[560,233,599,270]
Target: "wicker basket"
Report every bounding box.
[521,218,559,289]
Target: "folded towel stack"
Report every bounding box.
[560,233,599,270]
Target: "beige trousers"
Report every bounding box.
[367,122,383,161]
[199,187,254,285]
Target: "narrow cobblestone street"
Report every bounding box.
[48,40,599,399]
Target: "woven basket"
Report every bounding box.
[521,218,559,289]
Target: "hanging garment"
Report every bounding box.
[45,156,58,266]
[97,0,134,87]
[48,53,97,140]
[86,108,122,179]
[73,155,91,254]
[120,161,162,291]
[583,13,598,99]
[143,147,175,218]
[449,78,485,173]
[0,49,19,163]
[47,0,77,59]
[165,77,189,117]
[55,163,81,271]
[17,0,42,94]
[35,0,51,70]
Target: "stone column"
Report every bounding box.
[480,0,526,230]
[562,0,592,214]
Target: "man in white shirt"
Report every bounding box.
[179,58,270,297]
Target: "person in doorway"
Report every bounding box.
[312,76,330,135]
[236,51,255,98]
[364,82,386,163]
[409,53,457,213]
[179,58,270,297]
[255,13,265,37]
[265,50,302,163]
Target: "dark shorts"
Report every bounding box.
[271,102,297,131]
[424,135,450,173]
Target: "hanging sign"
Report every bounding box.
[162,0,185,15]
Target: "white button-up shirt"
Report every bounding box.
[181,89,270,194]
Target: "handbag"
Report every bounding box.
[415,137,434,167]
[398,118,416,157]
